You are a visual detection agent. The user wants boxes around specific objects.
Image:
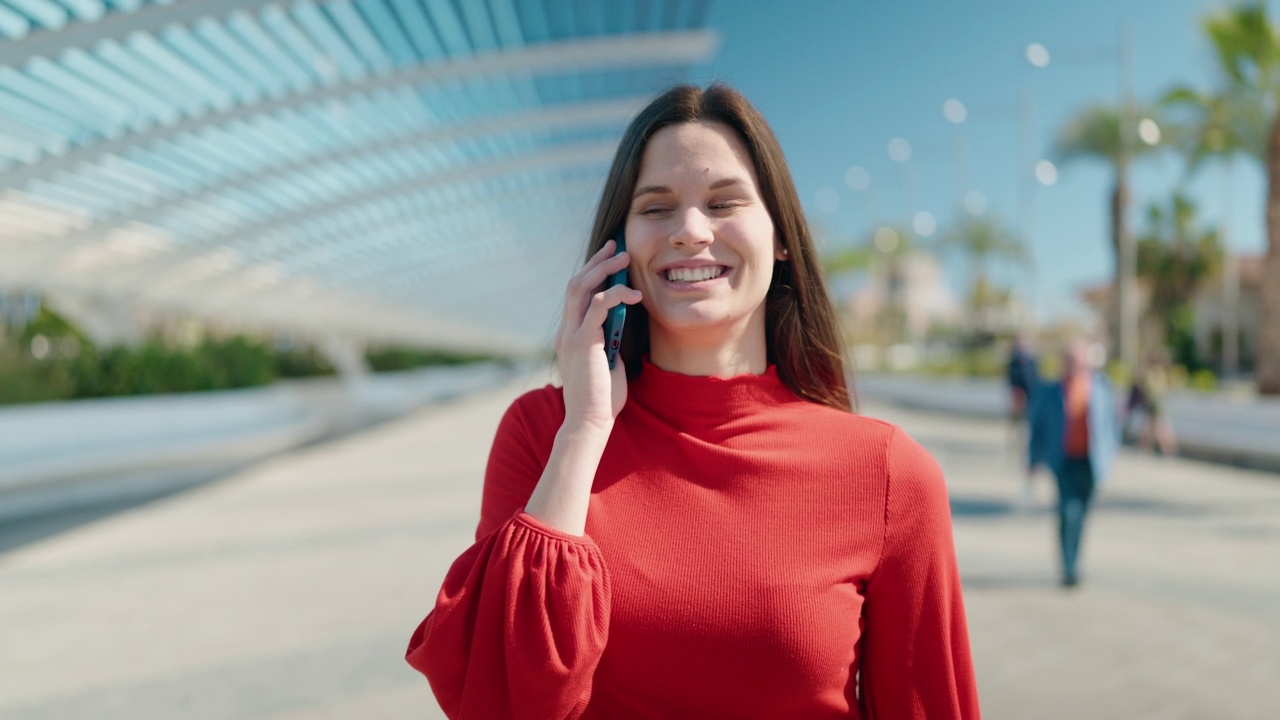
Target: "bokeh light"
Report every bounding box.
[943,99,968,124]
[1138,118,1162,145]
[887,137,912,163]
[1025,42,1050,68]
[845,166,870,191]
[1035,159,1058,186]
[913,211,937,238]
[963,190,987,215]
[874,226,900,253]
[815,187,840,213]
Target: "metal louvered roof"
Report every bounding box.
[0,0,718,352]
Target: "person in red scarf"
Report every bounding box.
[405,84,980,719]
[1028,340,1120,587]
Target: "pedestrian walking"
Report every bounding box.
[405,83,979,718]
[1027,340,1120,587]
[1125,355,1179,457]
[1007,332,1040,506]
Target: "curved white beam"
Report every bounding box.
[0,0,272,68]
[318,202,589,288]
[41,97,643,255]
[0,30,717,190]
[88,139,616,286]
[281,178,597,282]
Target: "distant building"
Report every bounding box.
[1193,255,1263,373]
[843,252,963,341]
[1076,282,1131,357]
[1075,254,1262,372]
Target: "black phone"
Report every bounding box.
[603,230,628,369]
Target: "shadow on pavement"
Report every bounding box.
[1095,496,1212,518]
[0,482,214,555]
[949,498,1021,517]
[949,495,1213,521]
[958,573,1060,590]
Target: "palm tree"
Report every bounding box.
[1163,2,1280,392]
[1160,86,1254,374]
[1135,194,1223,369]
[1054,104,1163,363]
[937,214,1026,335]
[824,226,917,345]
[821,244,877,278]
[821,228,908,345]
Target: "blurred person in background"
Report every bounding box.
[1007,332,1040,506]
[1028,340,1120,588]
[1125,354,1178,457]
[405,84,979,719]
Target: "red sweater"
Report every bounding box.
[407,361,979,719]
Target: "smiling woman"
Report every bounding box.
[624,121,786,377]
[405,84,980,720]
[595,85,850,410]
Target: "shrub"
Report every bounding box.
[1188,368,1217,392]
[365,347,493,372]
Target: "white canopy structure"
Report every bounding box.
[0,0,717,353]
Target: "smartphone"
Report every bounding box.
[603,230,628,370]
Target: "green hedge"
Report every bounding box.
[0,336,288,405]
[365,347,493,372]
[0,302,496,406]
[0,336,498,406]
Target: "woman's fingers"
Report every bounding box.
[562,244,631,325]
[573,241,621,289]
[578,285,643,337]
[574,245,629,294]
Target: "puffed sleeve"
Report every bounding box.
[405,392,612,720]
[859,428,980,719]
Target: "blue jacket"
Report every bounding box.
[1027,372,1120,485]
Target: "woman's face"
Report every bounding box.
[624,121,784,352]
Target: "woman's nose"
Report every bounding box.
[670,208,713,247]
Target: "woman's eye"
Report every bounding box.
[640,206,670,215]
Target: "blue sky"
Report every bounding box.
[689,0,1268,322]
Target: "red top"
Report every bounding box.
[1064,374,1092,458]
[407,361,979,719]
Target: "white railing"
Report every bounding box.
[0,362,514,519]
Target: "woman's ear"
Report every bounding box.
[775,244,789,262]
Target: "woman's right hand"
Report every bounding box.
[555,239,643,432]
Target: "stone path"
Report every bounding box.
[1,374,1276,718]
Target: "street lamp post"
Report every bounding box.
[1029,27,1141,371]
[942,98,970,209]
[943,90,1051,325]
[1117,26,1140,373]
[1222,158,1240,377]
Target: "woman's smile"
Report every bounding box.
[658,263,732,289]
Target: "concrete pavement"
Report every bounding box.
[857,372,1280,472]
[1,372,1277,718]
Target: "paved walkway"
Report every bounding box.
[858,373,1280,471]
[1,373,1277,718]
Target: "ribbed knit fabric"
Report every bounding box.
[406,360,980,719]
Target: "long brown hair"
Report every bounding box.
[586,84,854,412]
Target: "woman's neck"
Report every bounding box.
[647,321,768,378]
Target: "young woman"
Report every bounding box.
[406,84,979,719]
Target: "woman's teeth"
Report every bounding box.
[665,266,724,282]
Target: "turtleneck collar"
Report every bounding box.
[627,356,799,429]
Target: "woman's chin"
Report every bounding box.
[648,306,756,339]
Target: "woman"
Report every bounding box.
[1125,357,1178,456]
[406,84,979,719]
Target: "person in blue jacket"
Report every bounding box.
[1007,333,1040,506]
[1027,340,1120,587]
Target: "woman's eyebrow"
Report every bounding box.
[707,177,748,191]
[632,184,670,199]
[632,177,749,200]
